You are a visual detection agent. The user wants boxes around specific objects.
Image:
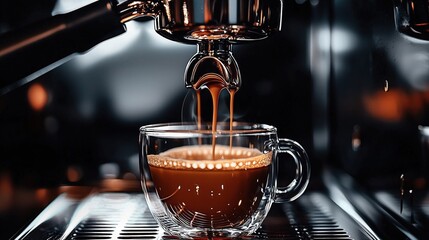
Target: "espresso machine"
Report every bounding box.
[1,0,429,239]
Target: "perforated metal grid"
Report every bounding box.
[63,192,359,240]
[65,193,162,240]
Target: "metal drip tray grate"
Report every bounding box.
[14,191,376,240]
[68,193,160,239]
[250,193,361,240]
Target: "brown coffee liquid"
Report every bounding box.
[148,145,271,228]
[195,77,236,159]
[153,59,252,228]
[229,89,236,147]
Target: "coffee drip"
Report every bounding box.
[136,0,283,156]
[184,40,240,142]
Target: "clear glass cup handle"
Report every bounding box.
[274,138,311,203]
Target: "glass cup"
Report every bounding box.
[139,122,311,239]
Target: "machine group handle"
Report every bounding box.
[0,0,126,92]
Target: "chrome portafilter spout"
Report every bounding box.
[185,40,241,91]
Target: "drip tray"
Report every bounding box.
[13,191,376,240]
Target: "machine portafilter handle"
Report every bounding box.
[0,0,159,94]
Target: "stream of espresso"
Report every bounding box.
[196,80,236,160]
[147,78,273,230]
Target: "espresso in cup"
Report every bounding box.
[147,145,271,228]
[140,122,310,238]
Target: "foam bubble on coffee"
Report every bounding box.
[148,145,272,170]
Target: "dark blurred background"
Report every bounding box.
[0,1,313,238]
[2,0,429,239]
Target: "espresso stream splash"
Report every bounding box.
[150,57,265,229]
[195,79,237,159]
[148,145,271,170]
